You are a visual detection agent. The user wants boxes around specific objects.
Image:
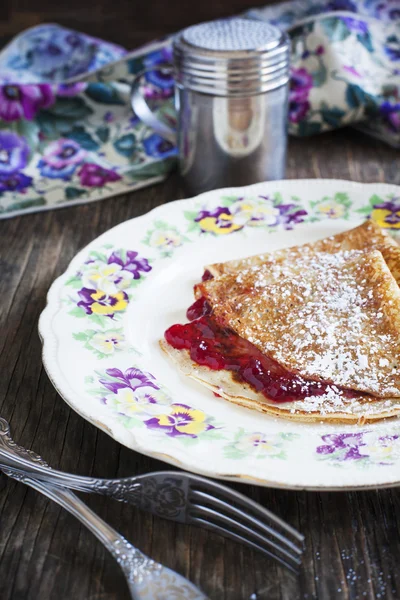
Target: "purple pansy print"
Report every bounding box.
[380,101,400,132]
[317,432,400,465]
[0,171,32,193]
[100,367,158,393]
[56,82,87,96]
[38,138,86,179]
[78,162,121,187]
[0,83,53,121]
[145,403,215,438]
[317,433,367,460]
[289,67,313,123]
[143,134,177,159]
[108,250,152,280]
[77,287,128,318]
[0,131,29,174]
[327,0,356,10]
[371,197,400,227]
[277,204,308,228]
[340,17,369,35]
[143,48,174,90]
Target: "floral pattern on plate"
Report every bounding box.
[65,245,151,355]
[185,194,308,236]
[39,180,400,489]
[141,220,190,258]
[223,429,299,460]
[88,367,224,445]
[356,193,400,229]
[316,431,400,466]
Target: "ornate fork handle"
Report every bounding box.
[0,418,187,521]
[1,467,207,600]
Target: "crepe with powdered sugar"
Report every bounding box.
[161,223,400,424]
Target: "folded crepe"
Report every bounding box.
[205,220,400,285]
[161,222,400,424]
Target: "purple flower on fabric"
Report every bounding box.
[0,131,29,174]
[108,250,152,280]
[43,139,86,168]
[385,45,400,61]
[277,204,308,229]
[0,171,32,193]
[340,17,369,35]
[145,403,214,438]
[289,99,311,123]
[327,0,356,10]
[0,84,54,121]
[289,67,313,123]
[317,433,367,460]
[290,68,313,101]
[380,101,400,132]
[56,82,87,96]
[38,138,87,179]
[78,162,122,187]
[104,111,115,123]
[143,134,177,159]
[100,367,159,394]
[143,48,174,89]
[343,65,362,78]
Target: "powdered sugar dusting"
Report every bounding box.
[210,249,400,400]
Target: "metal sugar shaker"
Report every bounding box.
[132,18,290,195]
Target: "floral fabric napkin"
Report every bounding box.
[0,25,176,218]
[246,0,400,146]
[0,1,399,219]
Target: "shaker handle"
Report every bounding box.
[131,65,177,145]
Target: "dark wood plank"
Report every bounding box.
[1,1,400,597]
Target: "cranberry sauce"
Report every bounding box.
[165,298,361,404]
[186,296,212,321]
[202,269,214,281]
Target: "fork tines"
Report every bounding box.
[187,476,304,572]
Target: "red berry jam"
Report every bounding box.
[202,269,214,281]
[165,298,362,403]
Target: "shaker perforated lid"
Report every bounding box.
[173,18,289,96]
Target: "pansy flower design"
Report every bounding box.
[100,367,158,394]
[371,197,400,229]
[109,387,170,418]
[191,196,307,235]
[229,197,280,227]
[0,131,30,175]
[0,171,32,193]
[0,83,53,121]
[145,403,215,438]
[195,206,243,235]
[223,428,296,460]
[78,163,122,187]
[107,250,151,280]
[143,134,177,159]
[289,67,313,124]
[88,330,126,355]
[317,432,400,466]
[38,138,86,179]
[77,288,128,318]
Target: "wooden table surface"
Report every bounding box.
[1,2,400,600]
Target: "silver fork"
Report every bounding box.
[0,417,304,571]
[0,467,208,600]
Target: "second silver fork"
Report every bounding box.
[0,417,304,571]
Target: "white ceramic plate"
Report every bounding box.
[39,179,400,490]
